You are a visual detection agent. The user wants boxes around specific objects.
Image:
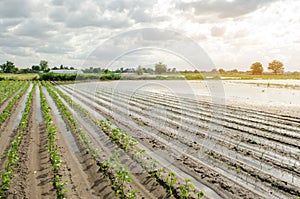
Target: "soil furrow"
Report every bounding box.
[42,85,116,199]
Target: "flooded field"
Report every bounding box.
[1,80,299,199]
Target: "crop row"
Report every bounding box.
[52,83,204,198]
[98,119,204,199]
[0,82,36,198]
[134,89,299,128]
[0,82,30,126]
[39,82,67,198]
[95,88,299,166]
[43,81,141,198]
[102,88,300,142]
[92,88,300,197]
[0,81,23,104]
[45,81,142,198]
[59,84,296,198]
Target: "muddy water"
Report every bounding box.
[61,85,273,198]
[72,80,300,107]
[42,86,79,152]
[232,79,300,86]
[73,84,300,196]
[58,85,226,199]
[35,86,43,123]
[13,83,33,129]
[53,87,116,157]
[89,88,300,168]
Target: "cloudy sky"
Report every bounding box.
[0,0,300,71]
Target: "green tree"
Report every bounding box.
[32,65,40,71]
[250,62,263,75]
[268,60,284,74]
[19,68,30,74]
[155,62,167,74]
[40,60,48,72]
[144,68,154,74]
[171,68,176,73]
[0,61,17,73]
[136,65,144,75]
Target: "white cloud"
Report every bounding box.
[0,0,299,71]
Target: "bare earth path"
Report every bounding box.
[26,86,53,198]
[42,86,116,198]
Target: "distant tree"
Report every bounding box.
[93,68,102,73]
[52,66,59,70]
[211,69,217,73]
[144,68,154,74]
[250,62,263,75]
[136,65,144,75]
[218,68,225,74]
[268,60,284,74]
[32,65,40,71]
[0,61,17,73]
[70,67,74,70]
[60,64,64,70]
[155,62,167,74]
[19,68,30,74]
[229,69,238,73]
[103,69,110,74]
[40,60,48,72]
[171,68,176,73]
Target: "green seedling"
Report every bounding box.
[126,190,139,199]
[179,178,195,199]
[166,171,176,195]
[197,191,204,198]
[115,166,133,198]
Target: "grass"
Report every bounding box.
[0,73,39,80]
[39,72,121,81]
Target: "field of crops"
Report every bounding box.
[0,80,299,199]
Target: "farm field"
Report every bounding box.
[0,79,300,199]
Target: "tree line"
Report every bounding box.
[0,60,75,74]
[0,59,286,75]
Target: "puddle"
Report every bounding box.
[35,86,43,123]
[61,84,300,198]
[60,85,224,199]
[42,86,79,152]
[13,83,33,129]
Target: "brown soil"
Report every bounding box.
[0,87,21,113]
[1,85,116,198]
[55,88,172,199]
[42,86,116,198]
[58,84,300,199]
[0,85,31,171]
[2,81,299,199]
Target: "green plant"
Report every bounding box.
[166,171,177,195]
[39,81,68,198]
[115,166,133,198]
[197,191,204,198]
[0,82,35,197]
[126,190,139,199]
[179,178,194,199]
